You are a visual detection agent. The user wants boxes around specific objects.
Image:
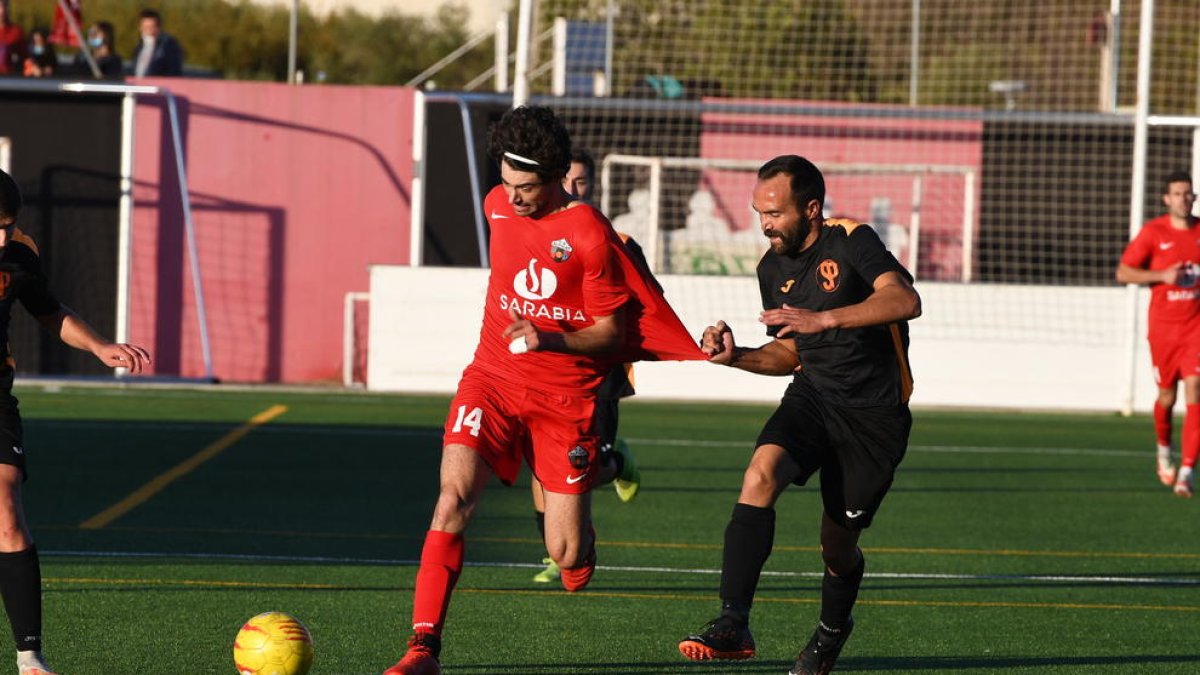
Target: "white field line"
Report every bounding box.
[42,549,1200,586]
[29,421,1149,458]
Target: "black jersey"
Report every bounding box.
[0,230,62,391]
[757,221,913,407]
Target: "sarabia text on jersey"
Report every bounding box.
[1120,214,1200,329]
[471,186,703,394]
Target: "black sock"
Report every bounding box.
[600,449,624,483]
[535,511,546,546]
[718,503,775,623]
[820,550,865,631]
[0,546,41,653]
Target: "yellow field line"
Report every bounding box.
[79,405,289,530]
[42,578,1199,613]
[46,576,342,590]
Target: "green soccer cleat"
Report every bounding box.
[612,438,640,503]
[532,557,560,583]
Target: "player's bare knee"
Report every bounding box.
[0,525,29,551]
[738,465,779,504]
[430,489,477,532]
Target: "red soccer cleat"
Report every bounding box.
[382,632,441,675]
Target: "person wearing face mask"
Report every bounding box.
[0,0,25,76]
[130,8,181,77]
[74,21,122,79]
[21,29,55,78]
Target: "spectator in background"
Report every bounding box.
[0,0,26,76]
[76,21,123,79]
[22,28,55,78]
[131,8,181,77]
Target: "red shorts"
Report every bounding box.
[1148,326,1200,387]
[444,365,599,494]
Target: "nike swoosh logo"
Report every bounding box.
[1160,242,1175,249]
[845,509,865,519]
[566,472,589,485]
[11,446,22,455]
[491,210,509,220]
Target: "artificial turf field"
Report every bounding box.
[11,384,1198,674]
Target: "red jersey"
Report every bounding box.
[1120,215,1200,329]
[469,186,703,393]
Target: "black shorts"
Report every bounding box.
[593,364,633,452]
[0,395,26,480]
[757,382,910,530]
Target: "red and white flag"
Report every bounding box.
[50,0,83,47]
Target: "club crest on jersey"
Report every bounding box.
[780,279,795,293]
[817,259,841,292]
[567,444,590,469]
[550,238,573,262]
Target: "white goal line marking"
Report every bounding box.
[31,420,1148,458]
[42,549,1199,587]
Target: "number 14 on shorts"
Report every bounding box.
[452,405,483,437]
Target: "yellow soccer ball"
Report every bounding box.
[233,611,314,675]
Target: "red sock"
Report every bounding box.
[1153,401,1174,448]
[560,525,596,593]
[411,530,464,635]
[1182,405,1200,469]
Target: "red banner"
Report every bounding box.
[50,0,83,47]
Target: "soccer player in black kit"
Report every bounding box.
[0,170,150,675]
[677,155,920,675]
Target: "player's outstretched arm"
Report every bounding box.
[37,308,152,373]
[701,320,799,375]
[763,271,920,337]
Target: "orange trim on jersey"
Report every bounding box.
[10,228,39,256]
[824,217,868,235]
[889,323,913,404]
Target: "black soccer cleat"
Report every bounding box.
[789,616,854,675]
[678,615,756,661]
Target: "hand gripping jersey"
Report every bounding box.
[758,220,914,407]
[1120,214,1200,330]
[0,229,62,392]
[470,186,703,394]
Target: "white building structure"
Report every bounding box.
[253,0,509,33]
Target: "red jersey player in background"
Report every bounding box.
[1116,170,1200,498]
[383,106,704,675]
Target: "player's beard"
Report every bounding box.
[765,223,806,256]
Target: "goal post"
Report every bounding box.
[600,154,977,281]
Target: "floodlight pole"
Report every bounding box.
[513,0,534,107]
[1121,0,1156,416]
[909,0,920,106]
[288,0,299,84]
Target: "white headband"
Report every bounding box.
[503,151,541,166]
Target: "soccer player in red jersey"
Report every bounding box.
[0,170,151,675]
[1117,170,1200,498]
[384,107,702,675]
